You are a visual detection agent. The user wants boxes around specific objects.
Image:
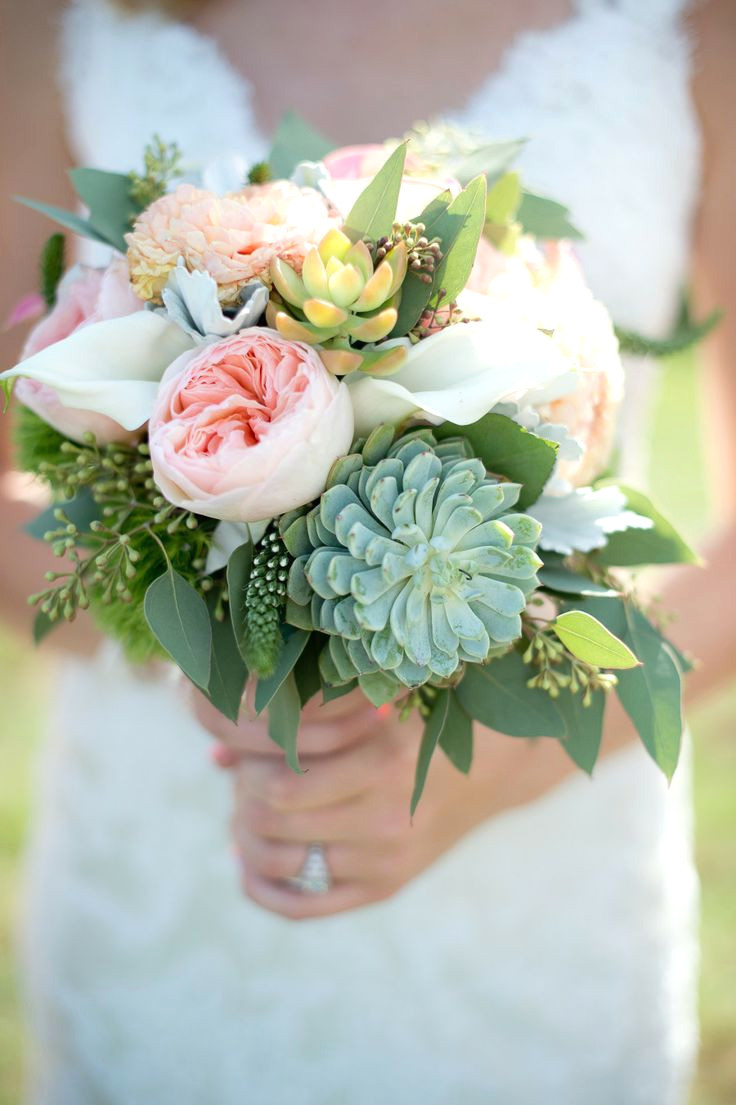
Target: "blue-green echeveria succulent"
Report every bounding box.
[283,426,542,696]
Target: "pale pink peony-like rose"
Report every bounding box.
[149,328,354,523]
[534,243,623,486]
[16,259,145,444]
[126,181,336,306]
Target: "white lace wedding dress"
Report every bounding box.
[22,2,701,1102]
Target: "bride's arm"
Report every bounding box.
[0,0,99,652]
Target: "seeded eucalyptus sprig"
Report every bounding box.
[128,135,184,210]
[26,430,219,659]
[521,617,618,704]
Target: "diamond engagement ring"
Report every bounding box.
[289,843,332,895]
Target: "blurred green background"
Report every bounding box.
[0,351,733,1104]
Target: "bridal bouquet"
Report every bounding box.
[4,118,699,808]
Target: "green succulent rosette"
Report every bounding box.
[282,426,542,698]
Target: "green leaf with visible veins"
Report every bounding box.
[553,687,605,775]
[438,693,474,773]
[144,569,212,690]
[203,599,247,723]
[435,413,557,508]
[456,650,565,738]
[593,483,700,567]
[255,629,311,714]
[411,689,451,815]
[69,168,140,252]
[343,143,407,241]
[226,541,254,666]
[267,672,303,774]
[552,610,640,669]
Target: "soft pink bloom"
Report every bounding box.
[534,244,624,486]
[149,328,354,523]
[4,292,45,330]
[324,144,430,180]
[322,143,460,225]
[15,259,145,444]
[467,237,515,294]
[126,181,336,305]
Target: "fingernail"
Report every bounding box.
[210,742,232,768]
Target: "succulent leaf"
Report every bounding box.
[286,426,541,688]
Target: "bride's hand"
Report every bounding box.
[193,689,578,920]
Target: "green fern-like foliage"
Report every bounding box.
[39,233,66,308]
[615,307,722,358]
[13,405,73,480]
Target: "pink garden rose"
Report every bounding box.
[15,259,145,444]
[149,328,354,523]
[126,181,336,306]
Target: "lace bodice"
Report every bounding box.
[21,3,701,1103]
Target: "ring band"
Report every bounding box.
[288,842,332,895]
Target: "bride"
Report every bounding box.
[2,0,735,1101]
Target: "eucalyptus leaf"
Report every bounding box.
[343,143,408,241]
[485,172,522,225]
[15,196,109,246]
[322,678,358,704]
[593,484,699,567]
[439,693,474,773]
[203,600,247,723]
[434,175,488,308]
[450,138,526,185]
[435,413,557,508]
[517,190,583,240]
[390,189,456,335]
[554,687,605,775]
[538,565,618,597]
[268,112,335,179]
[33,610,57,646]
[294,632,324,706]
[574,597,683,779]
[255,629,310,713]
[552,610,640,669]
[411,688,450,815]
[267,672,303,773]
[456,650,565,738]
[226,540,254,666]
[144,569,212,690]
[615,608,684,780]
[69,168,139,252]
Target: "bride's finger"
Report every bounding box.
[235,837,386,885]
[240,868,381,921]
[239,793,407,845]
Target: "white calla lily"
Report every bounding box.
[347,316,570,436]
[2,312,194,432]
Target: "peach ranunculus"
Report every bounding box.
[126,181,336,307]
[13,259,148,445]
[149,329,354,523]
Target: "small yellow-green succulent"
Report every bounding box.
[267,228,409,376]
